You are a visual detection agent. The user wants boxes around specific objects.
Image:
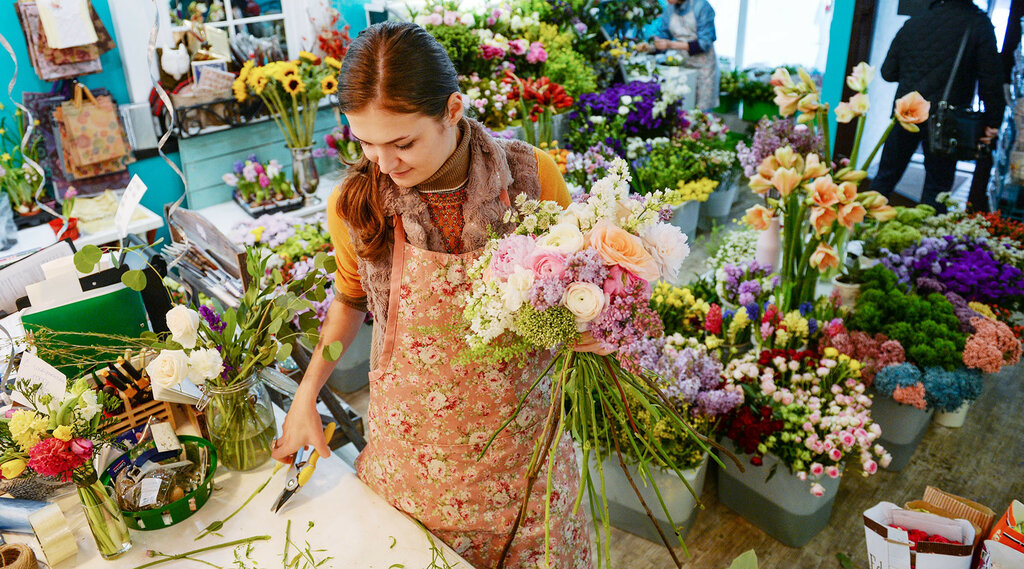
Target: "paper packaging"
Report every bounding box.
[987,501,1024,554]
[921,486,996,536]
[979,540,1024,569]
[864,502,976,569]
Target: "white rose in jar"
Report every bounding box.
[146,350,191,388]
[166,305,200,349]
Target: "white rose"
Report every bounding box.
[502,267,535,311]
[460,13,474,26]
[146,350,190,388]
[187,348,224,385]
[563,282,605,325]
[642,223,691,284]
[166,305,200,349]
[536,223,585,255]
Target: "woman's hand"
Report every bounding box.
[272,386,330,463]
[574,331,614,356]
[980,126,999,145]
[653,38,670,51]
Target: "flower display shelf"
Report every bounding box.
[870,391,933,472]
[590,454,709,544]
[101,392,178,436]
[233,192,304,218]
[716,442,841,547]
[162,97,270,139]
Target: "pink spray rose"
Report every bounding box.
[526,249,567,281]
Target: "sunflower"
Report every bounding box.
[245,67,264,89]
[238,60,255,84]
[320,75,338,95]
[283,76,305,96]
[232,77,248,103]
[324,56,342,70]
[274,62,300,83]
[299,51,321,65]
[253,75,269,95]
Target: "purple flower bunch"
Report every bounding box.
[716,260,777,307]
[883,236,1024,305]
[591,276,665,366]
[199,305,226,333]
[573,81,677,138]
[565,143,618,190]
[736,117,825,177]
[629,337,741,418]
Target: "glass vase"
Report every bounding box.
[205,373,276,471]
[289,145,320,205]
[74,467,132,559]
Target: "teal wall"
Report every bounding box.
[0,0,372,244]
[821,0,857,154]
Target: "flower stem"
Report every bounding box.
[849,113,867,167]
[196,464,282,540]
[132,536,271,569]
[860,118,896,171]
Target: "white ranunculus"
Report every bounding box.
[187,348,224,385]
[146,350,191,388]
[535,223,585,255]
[166,305,200,349]
[642,223,690,284]
[563,282,605,325]
[502,267,535,311]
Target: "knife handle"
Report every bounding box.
[297,422,336,487]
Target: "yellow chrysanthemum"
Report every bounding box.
[52,425,73,442]
[9,410,47,451]
[299,51,321,65]
[238,60,255,84]
[324,56,342,70]
[232,78,248,103]
[968,302,997,320]
[282,76,305,96]
[320,75,338,95]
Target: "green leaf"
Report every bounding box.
[273,269,283,285]
[389,536,396,549]
[322,257,337,273]
[120,269,148,291]
[836,553,854,569]
[73,245,103,274]
[388,565,404,569]
[276,342,292,362]
[727,550,758,569]
[323,340,343,362]
[223,308,237,340]
[140,331,158,341]
[268,318,283,336]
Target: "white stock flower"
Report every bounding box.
[188,348,224,385]
[642,223,690,284]
[166,305,200,349]
[78,390,102,420]
[146,350,191,388]
[502,267,535,311]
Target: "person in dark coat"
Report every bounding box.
[870,0,1004,211]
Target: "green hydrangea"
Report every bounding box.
[512,305,579,350]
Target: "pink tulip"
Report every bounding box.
[70,438,94,459]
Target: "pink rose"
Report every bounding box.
[864,460,878,474]
[602,264,650,297]
[526,41,547,64]
[70,438,94,460]
[829,448,843,461]
[840,432,856,447]
[810,483,826,497]
[826,466,840,479]
[509,39,529,56]
[809,463,824,476]
[526,249,567,281]
[490,235,536,280]
[486,16,496,26]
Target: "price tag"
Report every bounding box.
[14,352,68,406]
[115,175,148,240]
[137,478,163,508]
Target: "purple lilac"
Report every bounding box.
[697,389,744,417]
[564,249,609,286]
[618,337,663,376]
[528,278,566,310]
[736,118,825,177]
[589,278,664,356]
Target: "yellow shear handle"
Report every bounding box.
[297,422,336,487]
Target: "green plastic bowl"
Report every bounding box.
[101,436,218,531]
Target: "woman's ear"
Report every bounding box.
[446,92,465,126]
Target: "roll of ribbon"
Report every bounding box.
[26,504,75,567]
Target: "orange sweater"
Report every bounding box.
[327,147,571,300]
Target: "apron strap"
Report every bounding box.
[378,215,407,373]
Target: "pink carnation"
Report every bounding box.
[490,235,536,279]
[27,438,86,481]
[480,45,506,60]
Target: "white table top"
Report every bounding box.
[4,205,165,260]
[195,169,346,229]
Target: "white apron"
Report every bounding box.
[669,7,719,111]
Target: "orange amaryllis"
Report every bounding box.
[803,154,830,180]
[809,176,840,208]
[838,181,858,203]
[894,92,930,132]
[771,167,803,197]
[770,68,796,89]
[758,155,780,180]
[837,202,867,229]
[858,191,897,221]
[810,206,838,235]
[749,174,773,195]
[849,93,870,116]
[774,92,801,117]
[773,146,800,169]
[809,242,840,272]
[743,205,775,230]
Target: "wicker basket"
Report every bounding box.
[103,392,179,436]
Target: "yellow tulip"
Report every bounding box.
[1,459,26,480]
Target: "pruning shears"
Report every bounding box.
[270,422,335,514]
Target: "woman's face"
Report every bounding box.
[345,94,463,188]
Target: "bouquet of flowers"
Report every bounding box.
[322,125,362,163]
[232,52,341,149]
[308,3,352,60]
[0,374,129,557]
[462,71,519,131]
[222,154,296,207]
[715,260,777,308]
[674,109,731,144]
[719,348,889,495]
[463,159,710,567]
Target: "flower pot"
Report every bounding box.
[47,217,78,241]
[75,468,131,559]
[755,216,781,270]
[670,199,701,242]
[204,373,276,471]
[869,392,933,471]
[716,442,841,547]
[698,176,740,231]
[831,276,861,308]
[289,146,320,205]
[713,93,740,114]
[741,100,780,123]
[934,401,970,428]
[590,454,709,544]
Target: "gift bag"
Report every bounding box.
[864,502,976,569]
[15,1,101,81]
[57,84,130,167]
[987,501,1024,554]
[35,0,97,50]
[979,540,1024,569]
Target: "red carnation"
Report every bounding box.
[27,438,86,481]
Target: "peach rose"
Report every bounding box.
[743,205,775,231]
[810,206,838,236]
[810,242,840,272]
[838,202,867,229]
[810,176,840,208]
[803,154,830,180]
[587,221,659,282]
[772,167,802,197]
[894,92,930,132]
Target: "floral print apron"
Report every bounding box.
[669,7,719,111]
[356,195,592,569]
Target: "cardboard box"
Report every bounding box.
[979,540,1024,569]
[987,501,1024,555]
[864,502,976,569]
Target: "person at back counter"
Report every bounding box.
[644,0,719,111]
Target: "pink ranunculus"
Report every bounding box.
[69,438,94,460]
[490,235,536,280]
[258,173,271,188]
[826,466,841,479]
[526,41,547,64]
[509,39,529,56]
[802,422,814,432]
[526,249,567,281]
[480,45,506,60]
[780,392,794,405]
[810,462,824,476]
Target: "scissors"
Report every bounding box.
[271,422,336,514]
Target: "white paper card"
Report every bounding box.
[13,352,67,407]
[151,422,181,453]
[115,176,148,240]
[37,0,97,49]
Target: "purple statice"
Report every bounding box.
[199,304,226,333]
[884,236,1024,304]
[528,278,566,310]
[572,80,677,140]
[735,117,825,177]
[590,277,664,355]
[564,249,609,286]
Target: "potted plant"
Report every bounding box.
[506,73,574,146]
[715,69,744,114]
[223,154,301,217]
[0,104,43,218]
[738,68,779,123]
[48,187,78,240]
[832,261,868,308]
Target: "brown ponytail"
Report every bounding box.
[335,21,460,262]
